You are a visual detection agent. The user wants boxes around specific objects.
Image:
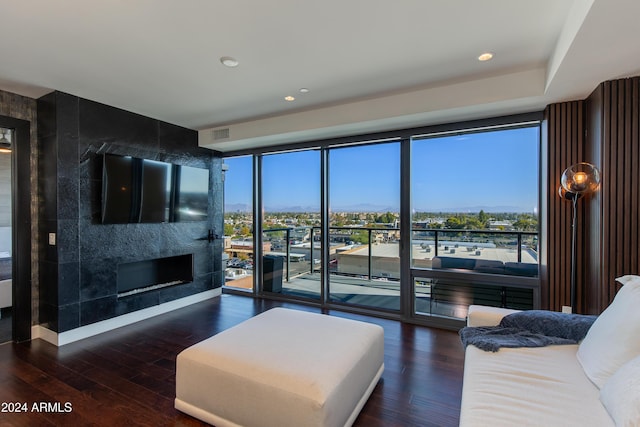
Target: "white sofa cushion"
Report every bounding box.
[466,305,519,327]
[460,344,613,426]
[577,277,640,388]
[600,355,640,427]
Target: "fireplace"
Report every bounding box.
[117,254,194,297]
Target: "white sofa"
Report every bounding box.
[460,275,640,427]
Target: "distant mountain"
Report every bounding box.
[227,203,531,214]
[331,203,398,213]
[414,205,532,213]
[264,205,320,213]
[262,203,398,213]
[225,203,252,212]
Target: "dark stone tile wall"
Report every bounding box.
[38,91,222,333]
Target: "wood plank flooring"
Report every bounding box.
[0,294,465,426]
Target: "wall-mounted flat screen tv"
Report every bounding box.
[101,153,210,224]
[174,165,210,222]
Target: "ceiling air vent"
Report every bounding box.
[212,128,230,141]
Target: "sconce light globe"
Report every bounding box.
[561,162,601,195]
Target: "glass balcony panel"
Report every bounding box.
[414,276,534,320]
[281,226,323,299]
[412,229,538,277]
[327,227,401,311]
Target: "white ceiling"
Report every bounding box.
[1,0,639,152]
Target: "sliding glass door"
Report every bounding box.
[262,150,321,300]
[328,142,401,311]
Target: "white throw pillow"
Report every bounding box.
[600,355,640,427]
[576,277,640,388]
[615,274,640,287]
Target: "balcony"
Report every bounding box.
[224,227,538,320]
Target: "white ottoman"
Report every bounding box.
[175,307,384,427]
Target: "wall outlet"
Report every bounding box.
[48,232,56,246]
[562,305,572,314]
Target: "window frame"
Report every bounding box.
[222,112,543,328]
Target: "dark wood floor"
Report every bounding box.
[0,294,465,427]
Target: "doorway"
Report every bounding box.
[0,127,11,342]
[0,116,31,343]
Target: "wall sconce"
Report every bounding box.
[558,162,601,312]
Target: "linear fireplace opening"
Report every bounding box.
[117,254,194,297]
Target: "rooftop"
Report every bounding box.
[340,242,538,264]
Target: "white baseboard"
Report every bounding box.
[33,288,221,346]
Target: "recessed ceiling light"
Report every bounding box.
[220,56,239,67]
[284,96,295,102]
[299,88,310,93]
[478,52,494,62]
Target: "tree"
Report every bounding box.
[478,210,489,227]
[513,218,537,231]
[376,212,395,224]
[224,223,235,236]
[445,216,465,229]
[350,230,369,244]
[465,217,484,230]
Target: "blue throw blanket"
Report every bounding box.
[459,310,597,352]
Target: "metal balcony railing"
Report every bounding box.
[262,226,538,282]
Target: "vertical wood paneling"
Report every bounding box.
[601,82,611,307]
[575,102,586,309]
[614,82,624,287]
[543,101,584,312]
[584,77,640,312]
[626,79,640,280]
[584,84,603,314]
[544,86,640,314]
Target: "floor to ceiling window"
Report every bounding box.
[222,155,254,291]
[261,149,321,299]
[410,125,540,321]
[328,141,401,311]
[222,115,541,326]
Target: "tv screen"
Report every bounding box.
[101,154,209,224]
[174,165,210,222]
[102,154,136,224]
[140,159,171,223]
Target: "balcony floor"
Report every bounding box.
[226,272,468,319]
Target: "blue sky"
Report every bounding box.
[224,126,539,213]
[412,127,539,212]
